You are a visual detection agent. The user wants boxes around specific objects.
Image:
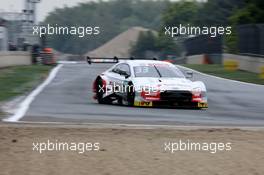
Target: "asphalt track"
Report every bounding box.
[21,62,264,126]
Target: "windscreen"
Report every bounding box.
[155,66,185,78]
[133,65,185,78]
[133,66,160,77]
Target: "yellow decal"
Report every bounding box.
[198,102,208,108]
[134,101,153,107]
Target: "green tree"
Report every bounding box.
[162,1,200,26]
[229,0,264,25]
[225,0,264,53]
[130,31,157,57]
[130,31,180,58]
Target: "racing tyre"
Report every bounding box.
[126,82,135,106]
[96,78,108,104]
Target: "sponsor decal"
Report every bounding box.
[198,102,208,108]
[134,101,153,107]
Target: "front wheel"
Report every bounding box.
[126,82,135,106]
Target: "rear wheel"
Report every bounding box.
[96,78,108,104]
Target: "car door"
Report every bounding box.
[107,63,131,95]
[118,63,132,96]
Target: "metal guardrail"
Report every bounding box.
[239,53,264,58]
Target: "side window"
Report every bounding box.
[120,64,131,75]
[111,63,131,76]
[111,64,122,73]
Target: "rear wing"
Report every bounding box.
[86,56,158,64]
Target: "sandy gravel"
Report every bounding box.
[0,124,264,175]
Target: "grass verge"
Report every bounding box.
[0,65,53,102]
[182,64,264,85]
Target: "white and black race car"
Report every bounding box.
[88,57,208,109]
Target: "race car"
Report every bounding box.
[89,57,208,109]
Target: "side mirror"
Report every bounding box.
[86,56,91,64]
[119,70,130,78]
[186,71,193,79]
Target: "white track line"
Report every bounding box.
[3,64,63,122]
[177,65,264,87]
[57,61,78,64]
[9,121,264,130]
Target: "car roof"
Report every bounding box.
[119,60,174,67]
